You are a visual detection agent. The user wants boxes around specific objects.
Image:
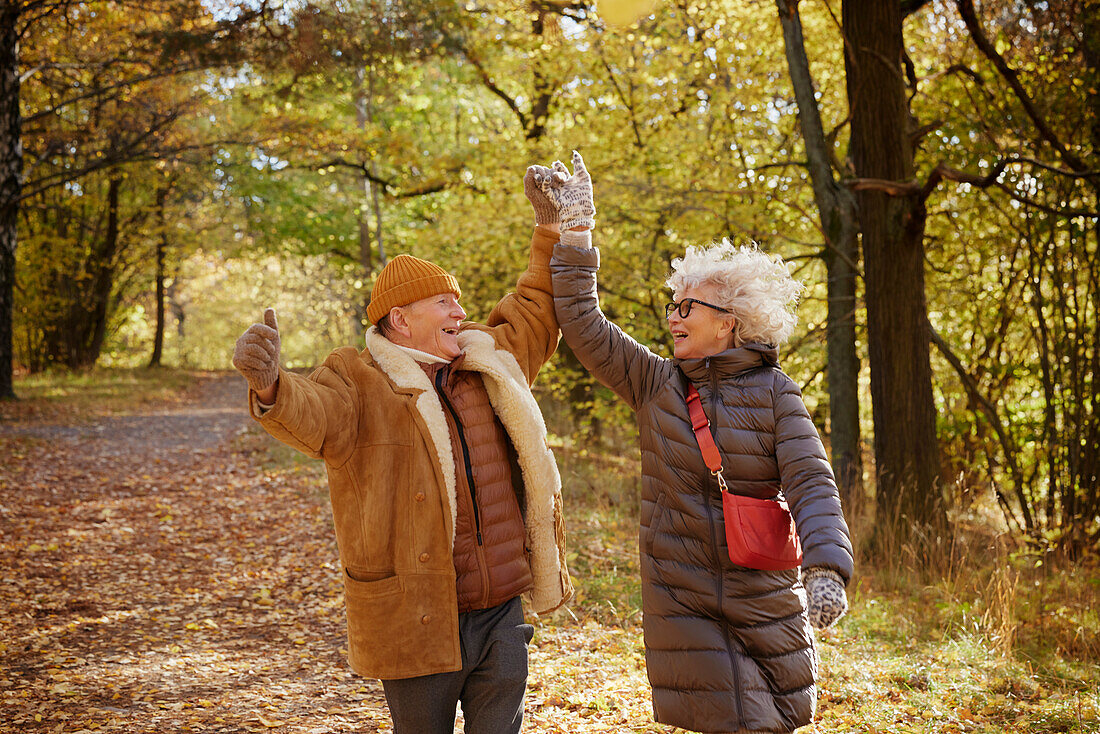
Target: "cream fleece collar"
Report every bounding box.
[363,325,567,613]
[390,342,451,365]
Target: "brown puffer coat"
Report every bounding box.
[551,244,853,734]
[420,360,534,612]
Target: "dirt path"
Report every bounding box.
[0,375,397,733]
[0,375,659,734]
[0,374,249,454]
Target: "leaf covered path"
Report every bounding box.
[0,374,657,733]
[3,373,1098,734]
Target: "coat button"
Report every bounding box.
[414,492,425,502]
[421,615,431,625]
[419,552,430,562]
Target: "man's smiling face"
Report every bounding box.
[399,292,466,359]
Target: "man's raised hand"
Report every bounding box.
[524,164,559,226]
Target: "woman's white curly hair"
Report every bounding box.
[666,240,804,347]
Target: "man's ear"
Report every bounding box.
[388,306,413,338]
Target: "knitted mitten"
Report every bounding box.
[524,164,559,225]
[804,567,848,630]
[232,308,281,392]
[539,150,595,231]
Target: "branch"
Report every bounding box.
[307,158,481,198]
[921,62,984,86]
[16,0,68,38]
[925,160,1100,217]
[850,158,1100,217]
[598,52,643,148]
[929,325,1031,532]
[457,48,527,132]
[18,138,260,203]
[847,176,921,196]
[955,0,1093,178]
[23,64,204,124]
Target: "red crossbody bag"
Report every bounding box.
[686,384,803,571]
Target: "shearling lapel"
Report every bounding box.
[364,327,458,541]
[365,326,567,613]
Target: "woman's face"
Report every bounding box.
[667,285,736,359]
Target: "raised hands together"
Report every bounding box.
[539,151,595,231]
[523,151,595,244]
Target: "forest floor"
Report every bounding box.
[1,369,1097,733]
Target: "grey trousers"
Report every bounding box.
[381,596,534,734]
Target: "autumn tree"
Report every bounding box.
[775,0,862,505]
[907,0,1100,550]
[11,0,270,373]
[0,0,59,398]
[840,0,944,532]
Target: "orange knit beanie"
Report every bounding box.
[366,254,462,324]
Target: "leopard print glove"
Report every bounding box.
[804,567,848,630]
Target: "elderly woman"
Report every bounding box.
[537,155,853,734]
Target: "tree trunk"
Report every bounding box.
[0,2,20,398]
[148,186,167,367]
[84,172,121,367]
[842,0,943,530]
[776,0,863,509]
[1083,0,1100,548]
[355,66,386,329]
[42,172,122,369]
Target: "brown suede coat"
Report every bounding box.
[250,228,572,680]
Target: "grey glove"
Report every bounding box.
[804,567,848,630]
[537,150,595,231]
[524,164,559,225]
[232,308,281,392]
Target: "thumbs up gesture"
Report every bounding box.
[233,308,281,393]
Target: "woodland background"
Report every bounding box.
[0,0,1098,731]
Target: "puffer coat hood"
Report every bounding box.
[551,244,853,733]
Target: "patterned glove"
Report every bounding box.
[232,308,281,393]
[524,164,559,225]
[538,150,595,231]
[804,567,848,630]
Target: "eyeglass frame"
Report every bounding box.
[664,298,733,320]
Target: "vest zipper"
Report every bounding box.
[435,370,483,546]
[703,358,744,730]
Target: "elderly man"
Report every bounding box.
[230,161,594,733]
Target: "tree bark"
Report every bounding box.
[0,1,20,398]
[842,0,943,530]
[775,0,863,509]
[84,172,121,367]
[355,66,386,329]
[148,186,167,367]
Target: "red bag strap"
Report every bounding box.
[686,384,729,492]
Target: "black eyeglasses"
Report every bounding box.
[664,298,733,319]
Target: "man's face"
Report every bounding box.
[398,292,466,360]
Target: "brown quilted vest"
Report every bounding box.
[422,360,533,612]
